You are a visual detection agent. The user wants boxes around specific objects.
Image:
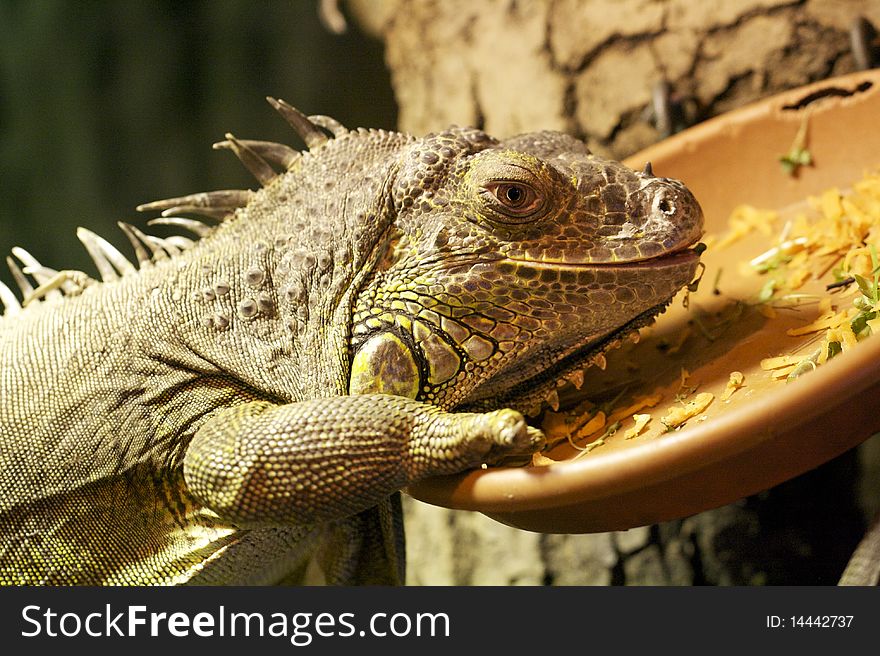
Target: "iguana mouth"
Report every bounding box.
[503,240,704,269]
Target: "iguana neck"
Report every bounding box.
[161,132,410,403]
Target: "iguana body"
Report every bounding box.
[0,99,703,584]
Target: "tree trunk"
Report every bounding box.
[349,0,880,585]
[353,0,880,158]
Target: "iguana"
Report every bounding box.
[0,98,704,584]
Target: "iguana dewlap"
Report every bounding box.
[0,99,703,584]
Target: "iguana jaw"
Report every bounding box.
[473,299,671,417]
[459,246,702,416]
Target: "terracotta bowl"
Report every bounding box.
[407,69,880,533]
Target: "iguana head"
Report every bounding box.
[98,100,700,416]
[350,127,703,414]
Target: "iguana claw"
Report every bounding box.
[476,409,546,464]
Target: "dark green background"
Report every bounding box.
[0,0,396,293]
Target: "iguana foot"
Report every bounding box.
[184,394,545,527]
[455,408,545,465]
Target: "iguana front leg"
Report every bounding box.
[183,394,543,526]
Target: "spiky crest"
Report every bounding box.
[1,100,346,319]
[212,138,300,170]
[214,133,277,186]
[266,97,328,149]
[307,115,347,137]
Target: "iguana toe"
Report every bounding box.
[478,409,546,462]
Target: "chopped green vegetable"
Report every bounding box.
[779,148,812,176]
[851,310,876,336]
[854,274,877,302]
[779,115,812,177]
[753,251,792,273]
[583,421,620,453]
[758,278,777,303]
[826,341,842,359]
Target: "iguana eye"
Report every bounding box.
[482,181,543,220]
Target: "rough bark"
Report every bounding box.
[352,0,880,158]
[348,0,880,585]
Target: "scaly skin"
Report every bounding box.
[0,101,702,585]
